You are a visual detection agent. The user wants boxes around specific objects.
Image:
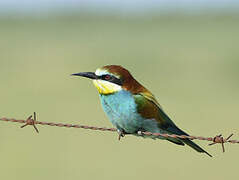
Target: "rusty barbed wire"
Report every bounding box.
[0,112,238,153]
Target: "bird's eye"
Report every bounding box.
[104,75,111,80]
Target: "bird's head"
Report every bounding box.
[72,65,147,95]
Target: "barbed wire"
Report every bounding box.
[0,112,238,153]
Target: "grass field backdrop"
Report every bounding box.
[0,13,239,180]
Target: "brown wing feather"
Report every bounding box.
[135,90,178,129]
[134,91,166,126]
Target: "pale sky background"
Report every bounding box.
[0,0,239,15]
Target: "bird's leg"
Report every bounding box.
[117,129,126,141]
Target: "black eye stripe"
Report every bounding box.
[99,75,122,86]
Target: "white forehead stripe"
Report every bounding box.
[95,68,108,76]
[95,68,120,78]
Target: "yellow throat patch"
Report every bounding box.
[93,80,122,95]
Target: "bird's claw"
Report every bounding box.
[117,129,125,141]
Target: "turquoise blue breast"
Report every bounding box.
[99,90,159,134]
[99,90,142,133]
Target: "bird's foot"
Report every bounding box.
[117,129,126,141]
[136,128,146,136]
[137,130,143,136]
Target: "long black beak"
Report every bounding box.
[71,72,98,79]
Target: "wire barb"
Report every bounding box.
[0,113,239,154]
[208,133,234,152]
[20,112,39,133]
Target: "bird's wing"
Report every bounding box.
[134,91,212,157]
[134,91,186,145]
[134,91,176,129]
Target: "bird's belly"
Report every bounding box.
[99,91,143,133]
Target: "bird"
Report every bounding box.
[72,65,211,157]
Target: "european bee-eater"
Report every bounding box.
[72,65,211,157]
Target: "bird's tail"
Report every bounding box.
[166,126,212,157]
[180,138,212,157]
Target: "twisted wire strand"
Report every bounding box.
[0,116,238,145]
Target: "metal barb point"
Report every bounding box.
[20,112,39,133]
[208,134,234,153]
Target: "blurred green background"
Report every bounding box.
[0,10,239,180]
